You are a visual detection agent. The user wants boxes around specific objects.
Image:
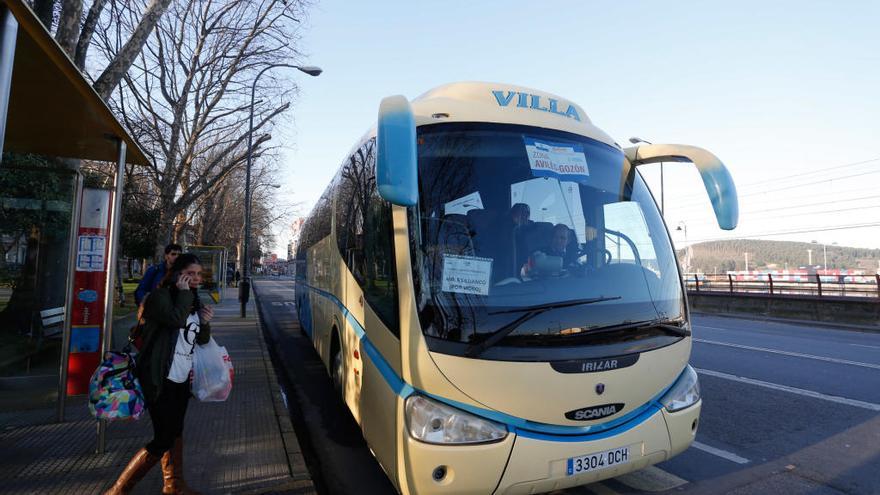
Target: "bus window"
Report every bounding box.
[336,139,399,334]
[511,177,588,243]
[411,122,682,351]
[602,201,658,268]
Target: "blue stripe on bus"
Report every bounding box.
[294,282,674,440]
[298,283,412,395]
[514,404,663,442]
[417,387,670,438]
[295,287,314,337]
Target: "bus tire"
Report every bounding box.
[330,330,343,399]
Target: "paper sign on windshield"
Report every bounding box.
[444,191,484,216]
[524,136,589,182]
[441,254,492,296]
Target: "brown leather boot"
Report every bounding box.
[104,448,159,495]
[161,437,201,495]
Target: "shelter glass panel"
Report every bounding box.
[0,154,76,421]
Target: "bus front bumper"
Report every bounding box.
[494,402,700,494]
[400,401,700,495]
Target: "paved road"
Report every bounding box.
[253,278,880,495]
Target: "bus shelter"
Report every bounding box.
[0,0,149,424]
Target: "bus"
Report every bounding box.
[294,82,738,494]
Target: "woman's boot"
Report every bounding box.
[161,437,201,494]
[104,448,160,495]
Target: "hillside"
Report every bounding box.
[678,239,880,274]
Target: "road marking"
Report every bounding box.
[696,368,880,411]
[690,441,750,464]
[694,324,741,332]
[693,338,880,370]
[851,343,880,349]
[614,465,688,492]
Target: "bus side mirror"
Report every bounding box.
[624,144,739,230]
[376,95,418,206]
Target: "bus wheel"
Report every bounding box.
[330,333,343,398]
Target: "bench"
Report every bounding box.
[39,306,65,339]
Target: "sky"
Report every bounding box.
[270,0,880,258]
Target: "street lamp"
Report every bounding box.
[241,64,321,317]
[810,240,826,273]
[629,137,663,215]
[675,221,689,273]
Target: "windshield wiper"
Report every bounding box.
[465,296,622,358]
[583,318,691,338]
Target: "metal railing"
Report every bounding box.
[684,273,880,299]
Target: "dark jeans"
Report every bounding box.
[145,379,191,456]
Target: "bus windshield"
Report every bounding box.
[410,123,684,356]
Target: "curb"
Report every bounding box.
[252,284,329,495]
[253,299,315,486]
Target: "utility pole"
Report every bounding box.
[744,252,749,272]
[823,243,827,272]
[807,249,813,265]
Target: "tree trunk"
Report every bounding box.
[235,240,242,272]
[115,258,125,307]
[54,0,82,58]
[93,0,173,101]
[172,213,187,246]
[156,217,175,260]
[74,0,109,70]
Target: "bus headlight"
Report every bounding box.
[660,365,701,412]
[405,394,508,444]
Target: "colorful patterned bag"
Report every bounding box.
[88,350,146,421]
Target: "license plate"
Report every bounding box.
[566,446,631,476]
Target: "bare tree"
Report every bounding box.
[30,0,172,99]
[92,0,308,255]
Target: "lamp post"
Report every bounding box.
[241,64,321,317]
[810,239,827,274]
[675,221,689,273]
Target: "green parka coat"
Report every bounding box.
[136,287,211,403]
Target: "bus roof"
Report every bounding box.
[339,81,622,179]
[410,82,619,148]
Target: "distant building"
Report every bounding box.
[290,218,304,253]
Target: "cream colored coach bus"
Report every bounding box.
[294,82,738,494]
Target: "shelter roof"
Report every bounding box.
[1,0,149,165]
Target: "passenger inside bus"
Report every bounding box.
[509,202,532,228]
[487,203,537,281]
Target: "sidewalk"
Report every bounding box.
[0,288,315,494]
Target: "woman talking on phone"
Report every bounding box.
[105,253,214,495]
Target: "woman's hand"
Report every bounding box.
[176,275,191,290]
[199,305,214,323]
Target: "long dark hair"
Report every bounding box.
[159,252,203,312]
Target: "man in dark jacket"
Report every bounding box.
[135,244,182,305]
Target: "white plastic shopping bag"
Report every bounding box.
[192,337,233,402]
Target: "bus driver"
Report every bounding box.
[521,223,597,278]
